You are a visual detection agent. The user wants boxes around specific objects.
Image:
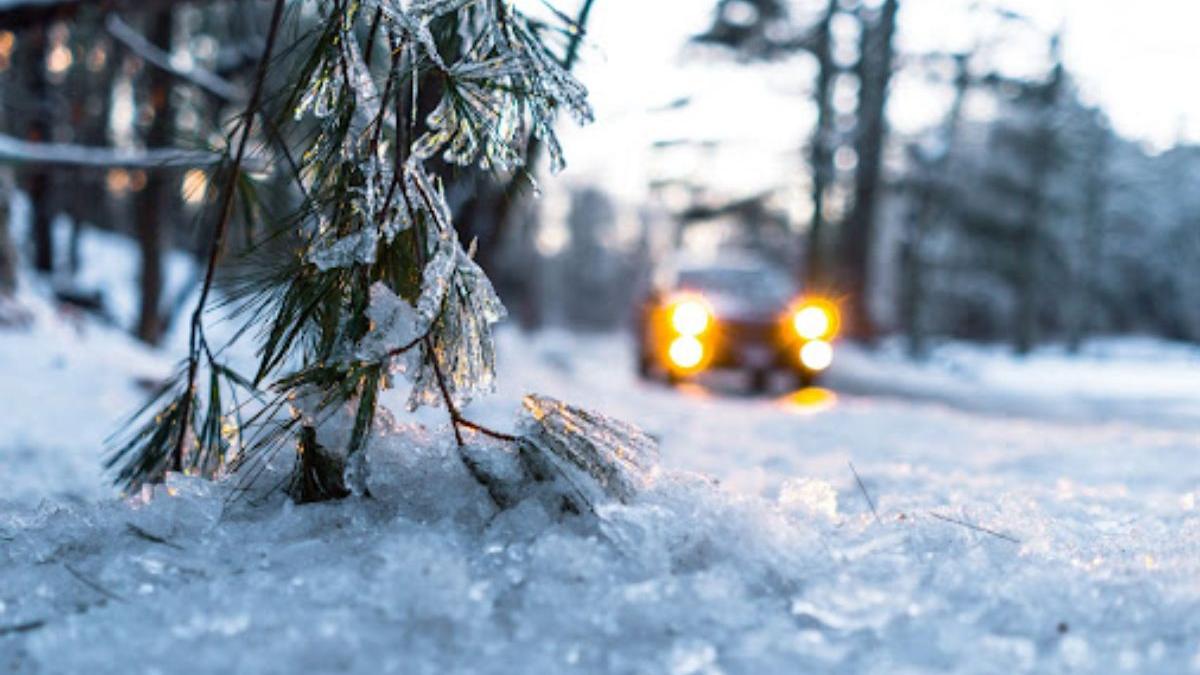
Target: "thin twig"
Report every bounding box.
[173,0,288,470]
[848,461,881,525]
[422,336,519,445]
[929,512,1021,544]
[457,417,519,442]
[425,335,465,447]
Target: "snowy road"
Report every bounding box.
[482,331,1200,504]
[4,312,1200,672]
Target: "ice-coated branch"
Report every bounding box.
[0,132,226,170]
[105,14,244,103]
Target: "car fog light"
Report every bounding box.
[799,339,833,371]
[668,335,705,369]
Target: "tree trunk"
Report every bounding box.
[66,34,119,276]
[0,171,15,294]
[135,9,176,344]
[804,0,837,289]
[840,0,898,340]
[18,26,55,274]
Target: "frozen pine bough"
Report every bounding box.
[105,0,598,501]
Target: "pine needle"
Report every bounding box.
[849,461,882,525]
[929,512,1021,544]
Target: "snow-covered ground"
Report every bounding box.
[3,235,1200,672]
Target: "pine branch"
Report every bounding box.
[173,0,287,469]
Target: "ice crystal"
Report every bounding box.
[518,394,660,505]
[307,227,379,271]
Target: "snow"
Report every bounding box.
[0,284,171,502]
[4,232,1200,672]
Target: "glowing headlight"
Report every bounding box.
[671,300,711,336]
[799,339,834,371]
[668,335,705,369]
[793,305,832,340]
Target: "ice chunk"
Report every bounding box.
[356,282,423,362]
[517,394,659,505]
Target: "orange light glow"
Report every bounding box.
[47,43,72,74]
[777,386,837,414]
[106,169,131,194]
[182,169,208,205]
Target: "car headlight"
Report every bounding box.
[671,299,711,336]
[791,299,839,340]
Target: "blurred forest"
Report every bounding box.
[1,0,1198,355]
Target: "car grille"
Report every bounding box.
[718,319,776,345]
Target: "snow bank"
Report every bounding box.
[830,337,1200,428]
[0,282,171,502]
[4,403,1200,673]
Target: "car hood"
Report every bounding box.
[704,292,786,324]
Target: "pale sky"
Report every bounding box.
[551,0,1200,203]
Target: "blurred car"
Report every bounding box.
[634,259,839,391]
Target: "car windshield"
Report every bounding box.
[676,267,794,305]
